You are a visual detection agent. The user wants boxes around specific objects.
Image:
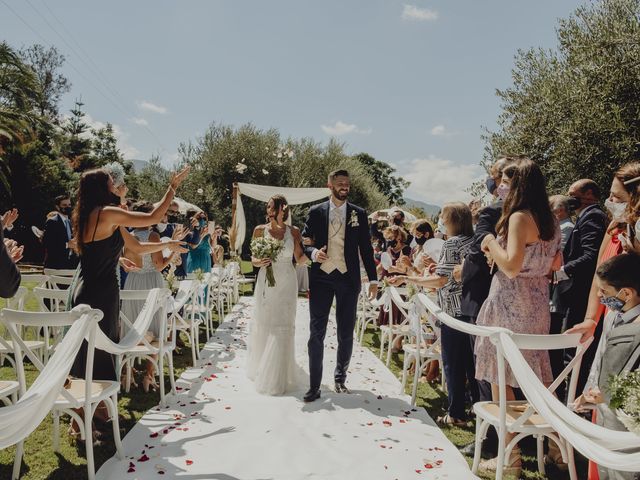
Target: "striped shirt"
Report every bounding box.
[435,234,474,317]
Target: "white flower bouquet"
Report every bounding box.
[608,370,640,435]
[251,236,284,287]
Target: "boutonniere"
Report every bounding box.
[348,210,360,227]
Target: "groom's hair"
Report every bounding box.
[328,169,349,182]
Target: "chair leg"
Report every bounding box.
[12,440,23,480]
[167,351,177,395]
[386,333,393,367]
[379,332,385,360]
[108,395,124,459]
[411,356,420,406]
[537,435,545,475]
[52,410,60,452]
[400,353,408,394]
[190,332,197,366]
[471,417,486,474]
[566,442,577,480]
[84,405,95,480]
[159,350,166,406]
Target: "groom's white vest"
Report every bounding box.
[321,209,348,274]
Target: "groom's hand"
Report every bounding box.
[315,246,328,263]
[367,282,378,300]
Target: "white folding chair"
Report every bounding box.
[46,274,74,289]
[400,300,442,405]
[172,280,203,366]
[471,332,591,480]
[2,305,121,480]
[0,288,47,369]
[356,284,384,344]
[43,268,77,277]
[379,287,412,366]
[0,305,99,480]
[118,288,175,405]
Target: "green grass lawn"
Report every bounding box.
[0,282,583,479]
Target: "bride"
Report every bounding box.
[246,194,308,395]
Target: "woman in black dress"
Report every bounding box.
[69,166,189,434]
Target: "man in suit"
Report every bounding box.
[302,169,378,402]
[551,179,607,396]
[43,195,78,270]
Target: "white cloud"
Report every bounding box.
[401,4,438,22]
[400,155,484,205]
[430,124,456,137]
[321,120,372,136]
[81,114,141,160]
[136,100,168,115]
[130,117,149,126]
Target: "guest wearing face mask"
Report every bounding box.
[549,180,607,398]
[186,212,212,274]
[43,195,79,269]
[565,162,640,480]
[377,225,411,330]
[408,220,434,275]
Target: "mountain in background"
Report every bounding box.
[403,198,441,217]
[129,159,149,172]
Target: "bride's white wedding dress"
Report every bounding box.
[246,226,299,395]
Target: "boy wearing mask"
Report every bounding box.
[574,253,640,480]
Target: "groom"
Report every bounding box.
[301,169,378,402]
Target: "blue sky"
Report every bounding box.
[1,0,583,205]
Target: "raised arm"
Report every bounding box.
[101,166,190,230]
[120,227,187,257]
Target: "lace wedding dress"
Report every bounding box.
[246,226,299,395]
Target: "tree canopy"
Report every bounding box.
[485,0,640,194]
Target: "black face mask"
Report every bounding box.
[416,236,427,245]
[60,206,72,216]
[486,177,497,195]
[388,239,398,248]
[168,214,180,223]
[392,217,403,226]
[567,196,582,211]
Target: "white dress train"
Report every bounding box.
[246,226,299,395]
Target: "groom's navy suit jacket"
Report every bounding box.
[302,201,377,288]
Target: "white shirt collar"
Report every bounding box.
[329,199,347,212]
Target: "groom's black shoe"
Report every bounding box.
[334,382,350,394]
[303,388,321,403]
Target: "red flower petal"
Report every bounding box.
[382,420,392,426]
[150,432,159,438]
[424,463,434,469]
[138,454,150,462]
[415,469,422,474]
[128,467,136,473]
[186,459,193,465]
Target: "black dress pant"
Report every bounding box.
[441,316,479,419]
[308,270,359,390]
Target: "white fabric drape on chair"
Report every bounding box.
[233,183,329,251]
[0,307,97,449]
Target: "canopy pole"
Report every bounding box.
[229,183,239,253]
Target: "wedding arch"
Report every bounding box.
[229,182,329,252]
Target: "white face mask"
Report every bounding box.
[156,223,168,233]
[604,199,628,222]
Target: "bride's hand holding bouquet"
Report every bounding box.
[251,236,284,287]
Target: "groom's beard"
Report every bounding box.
[330,187,349,201]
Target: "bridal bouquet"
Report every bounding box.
[608,370,640,435]
[251,236,284,287]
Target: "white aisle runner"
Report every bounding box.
[97,297,476,480]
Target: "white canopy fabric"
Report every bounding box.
[369,208,418,223]
[173,197,202,215]
[232,183,329,252]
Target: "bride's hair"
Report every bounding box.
[269,194,289,221]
